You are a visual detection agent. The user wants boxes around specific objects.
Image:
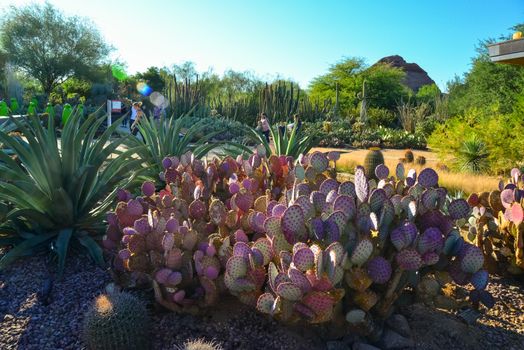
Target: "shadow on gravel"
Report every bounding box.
[0,254,111,349]
[1,253,523,350]
[148,294,327,350]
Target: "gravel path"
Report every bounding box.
[1,251,523,350]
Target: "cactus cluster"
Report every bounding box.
[467,167,524,275]
[105,147,494,334]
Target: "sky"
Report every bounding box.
[0,0,523,91]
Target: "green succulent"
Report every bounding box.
[457,135,489,173]
[128,114,225,179]
[0,111,142,276]
[244,123,318,158]
[83,292,151,350]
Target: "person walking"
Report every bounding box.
[130,102,144,136]
[260,112,270,142]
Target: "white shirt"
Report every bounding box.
[131,108,137,121]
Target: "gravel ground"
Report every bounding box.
[1,251,523,350]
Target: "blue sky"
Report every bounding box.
[1,0,523,91]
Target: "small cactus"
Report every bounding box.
[176,338,223,350]
[363,147,384,180]
[404,150,414,163]
[416,155,426,166]
[82,292,150,350]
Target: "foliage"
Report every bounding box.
[0,111,141,275]
[302,120,427,150]
[375,127,427,149]
[128,114,224,179]
[367,107,397,128]
[447,24,524,116]
[134,66,167,92]
[305,120,353,148]
[245,123,319,158]
[397,99,431,133]
[0,2,111,94]
[428,103,524,175]
[309,57,411,116]
[457,136,489,173]
[415,83,441,104]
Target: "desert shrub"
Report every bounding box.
[428,104,524,174]
[376,127,427,149]
[397,100,431,133]
[367,107,397,128]
[304,120,353,148]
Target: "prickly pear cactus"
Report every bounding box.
[466,167,524,275]
[106,149,494,333]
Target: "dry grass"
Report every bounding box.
[312,147,500,195]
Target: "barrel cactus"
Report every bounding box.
[363,147,384,180]
[176,339,223,350]
[404,149,414,163]
[82,292,150,350]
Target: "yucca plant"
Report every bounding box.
[244,123,318,158]
[127,114,226,178]
[0,111,143,276]
[457,136,489,173]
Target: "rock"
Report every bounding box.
[385,314,411,338]
[380,329,414,349]
[374,55,436,92]
[433,294,459,310]
[353,342,381,350]
[327,340,350,350]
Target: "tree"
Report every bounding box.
[308,57,409,116]
[134,66,167,92]
[0,2,111,94]
[415,83,441,104]
[172,61,198,82]
[447,22,524,115]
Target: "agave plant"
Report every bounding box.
[128,115,226,178]
[457,136,489,173]
[244,123,318,159]
[0,111,143,275]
